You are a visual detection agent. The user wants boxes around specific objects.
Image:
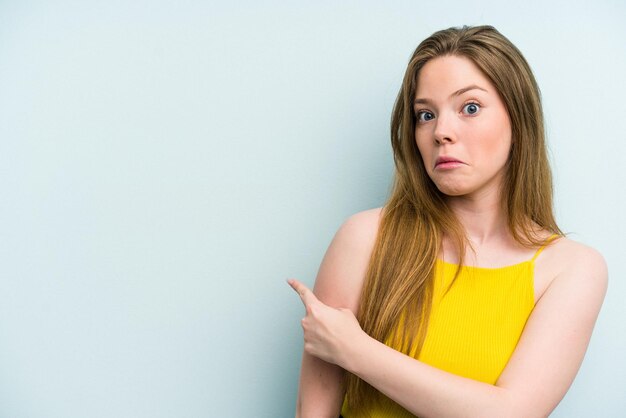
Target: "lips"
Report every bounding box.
[435,156,465,168]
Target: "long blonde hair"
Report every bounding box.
[345,24,563,414]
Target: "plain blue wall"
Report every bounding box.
[0,1,624,417]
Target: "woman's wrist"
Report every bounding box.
[339,329,373,375]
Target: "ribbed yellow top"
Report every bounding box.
[341,246,546,417]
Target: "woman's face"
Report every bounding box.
[414,54,512,198]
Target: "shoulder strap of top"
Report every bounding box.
[530,234,560,262]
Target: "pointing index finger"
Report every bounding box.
[287,279,318,307]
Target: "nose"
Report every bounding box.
[433,112,457,145]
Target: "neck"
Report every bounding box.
[445,186,509,246]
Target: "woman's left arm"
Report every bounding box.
[288,247,608,418]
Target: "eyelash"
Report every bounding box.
[414,101,482,123]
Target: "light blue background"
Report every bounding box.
[1,1,624,417]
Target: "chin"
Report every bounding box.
[437,187,467,197]
[433,181,470,196]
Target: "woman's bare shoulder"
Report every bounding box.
[542,236,608,298]
[312,207,383,312]
[342,206,384,240]
[547,236,606,269]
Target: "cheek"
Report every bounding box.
[494,111,513,150]
[478,116,512,160]
[475,140,510,172]
[484,136,510,156]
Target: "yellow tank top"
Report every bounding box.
[340,240,554,417]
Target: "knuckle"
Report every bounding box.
[309,304,322,317]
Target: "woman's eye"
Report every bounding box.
[416,102,480,123]
[416,111,434,123]
[462,102,481,115]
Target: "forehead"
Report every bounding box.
[415,55,494,97]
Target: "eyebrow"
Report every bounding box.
[414,84,488,105]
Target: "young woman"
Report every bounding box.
[288,25,608,417]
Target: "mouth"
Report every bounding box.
[434,156,465,169]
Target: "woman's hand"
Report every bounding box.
[288,278,366,370]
